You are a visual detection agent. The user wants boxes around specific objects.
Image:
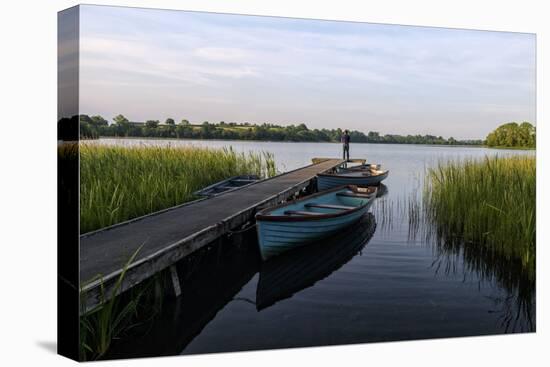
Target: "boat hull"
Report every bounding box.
[317,170,389,191]
[337,163,381,172]
[256,198,374,260]
[257,213,376,310]
[257,210,369,260]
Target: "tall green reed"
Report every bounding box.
[79,245,168,361]
[80,144,277,233]
[423,155,535,278]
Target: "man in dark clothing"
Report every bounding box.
[341,130,350,161]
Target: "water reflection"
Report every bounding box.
[98,141,535,358]
[398,192,536,333]
[105,234,260,359]
[375,183,388,198]
[430,236,535,333]
[257,214,376,310]
[106,213,378,358]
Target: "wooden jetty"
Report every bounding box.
[79,158,344,314]
[312,157,365,165]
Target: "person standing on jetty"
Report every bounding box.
[341,130,351,161]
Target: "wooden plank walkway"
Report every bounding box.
[79,158,343,314]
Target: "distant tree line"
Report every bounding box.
[77,114,483,145]
[485,122,536,148]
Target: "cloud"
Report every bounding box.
[78,5,535,139]
[194,47,251,61]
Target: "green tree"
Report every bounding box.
[297,123,308,131]
[90,115,108,129]
[80,114,93,125]
[367,131,380,142]
[113,114,128,125]
[113,114,130,137]
[486,122,535,148]
[519,122,536,148]
[79,114,485,144]
[201,122,214,138]
[176,124,192,139]
[143,120,159,137]
[79,115,97,139]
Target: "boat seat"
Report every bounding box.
[336,192,373,198]
[304,203,355,210]
[217,185,238,190]
[284,210,325,216]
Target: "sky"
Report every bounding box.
[77,5,536,139]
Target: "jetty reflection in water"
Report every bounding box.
[106,213,376,359]
[105,231,260,359]
[105,176,534,359]
[98,141,534,360]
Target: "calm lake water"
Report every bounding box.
[99,138,535,358]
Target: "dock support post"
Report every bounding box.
[169,265,181,297]
[216,238,224,265]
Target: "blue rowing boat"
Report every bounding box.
[317,168,389,191]
[256,213,376,310]
[255,185,377,260]
[193,174,260,197]
[337,163,381,172]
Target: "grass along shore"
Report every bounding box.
[76,143,276,359]
[423,155,535,278]
[79,143,276,234]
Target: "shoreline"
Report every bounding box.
[90,136,535,150]
[89,136,493,149]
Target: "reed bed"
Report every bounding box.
[80,143,276,233]
[423,155,535,278]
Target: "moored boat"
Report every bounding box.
[255,185,377,260]
[317,168,389,191]
[256,213,376,310]
[337,163,382,172]
[194,174,260,197]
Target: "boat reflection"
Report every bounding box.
[256,213,377,311]
[106,210,379,358]
[376,183,388,198]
